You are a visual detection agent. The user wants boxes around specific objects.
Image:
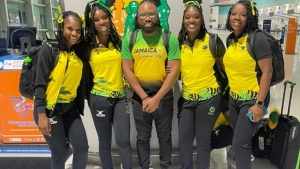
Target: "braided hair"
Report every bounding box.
[56,11,85,60]
[84,1,121,54]
[225,0,259,33]
[133,0,162,30]
[178,0,207,48]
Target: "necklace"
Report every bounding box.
[184,35,195,47]
[96,35,108,48]
[97,43,106,48]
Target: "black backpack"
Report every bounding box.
[227,30,285,86]
[248,30,285,86]
[251,118,274,158]
[209,33,228,98]
[128,30,228,98]
[19,41,59,100]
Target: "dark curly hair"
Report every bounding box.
[225,0,259,33]
[84,1,122,54]
[177,0,207,48]
[134,0,162,30]
[56,11,85,60]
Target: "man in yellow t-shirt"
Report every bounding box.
[122,1,180,168]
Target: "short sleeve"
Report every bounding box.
[167,33,180,60]
[253,32,273,61]
[121,33,133,60]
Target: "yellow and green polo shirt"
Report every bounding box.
[224,32,272,101]
[89,42,125,98]
[180,33,219,101]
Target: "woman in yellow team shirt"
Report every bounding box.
[83,1,132,169]
[34,10,88,169]
[224,1,272,169]
[177,0,226,168]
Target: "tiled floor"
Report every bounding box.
[73,31,300,169]
[82,148,279,169]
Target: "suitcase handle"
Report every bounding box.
[281,80,296,117]
[284,80,296,86]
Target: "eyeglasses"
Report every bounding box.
[138,12,157,19]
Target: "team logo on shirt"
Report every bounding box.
[202,45,208,51]
[208,107,215,115]
[240,46,246,51]
[134,47,158,54]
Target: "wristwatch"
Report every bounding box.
[255,100,264,106]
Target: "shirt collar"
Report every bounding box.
[184,29,206,46]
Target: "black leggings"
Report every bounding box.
[34,103,89,169]
[178,94,221,169]
[89,94,132,169]
[229,91,270,169]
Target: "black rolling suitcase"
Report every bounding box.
[270,80,300,169]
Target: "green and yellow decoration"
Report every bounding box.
[184,1,201,10]
[54,5,63,24]
[53,5,85,28]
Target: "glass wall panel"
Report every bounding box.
[51,0,60,7]
[52,8,58,30]
[36,30,47,40]
[7,2,27,27]
[32,0,45,4]
[33,6,47,29]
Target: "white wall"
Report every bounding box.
[202,0,210,33]
[167,1,183,36]
[218,15,227,26]
[64,1,210,36]
[64,1,87,14]
[210,6,219,29]
[64,0,210,153]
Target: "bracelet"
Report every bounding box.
[255,100,264,107]
[142,96,149,101]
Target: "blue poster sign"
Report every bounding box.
[0,146,50,156]
[263,20,272,33]
[280,27,285,44]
